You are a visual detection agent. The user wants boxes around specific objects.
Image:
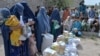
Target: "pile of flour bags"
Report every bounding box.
[42,30,81,56]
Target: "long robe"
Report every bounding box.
[1,21,28,56]
[36,7,50,52]
[10,3,31,56]
[11,2,38,54]
[50,8,62,41]
[1,23,11,56]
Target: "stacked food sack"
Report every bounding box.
[43,30,81,56]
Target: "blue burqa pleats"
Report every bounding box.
[36,7,50,52]
[1,23,11,56]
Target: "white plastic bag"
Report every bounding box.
[66,43,78,56]
[43,48,58,56]
[68,38,80,47]
[42,33,54,52]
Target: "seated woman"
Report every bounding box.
[71,16,82,37]
[90,17,99,32]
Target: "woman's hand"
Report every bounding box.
[19,40,23,45]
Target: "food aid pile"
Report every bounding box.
[43,31,81,56]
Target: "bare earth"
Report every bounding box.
[0,34,100,56]
[78,38,100,56]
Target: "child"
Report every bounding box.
[24,18,38,56]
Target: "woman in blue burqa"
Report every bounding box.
[9,3,31,56]
[36,7,50,52]
[10,2,36,36]
[1,7,29,56]
[10,2,36,23]
[50,8,62,41]
[0,8,11,56]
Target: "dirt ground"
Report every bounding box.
[0,33,100,56]
[78,37,100,56]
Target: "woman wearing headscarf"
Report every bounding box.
[10,3,30,56]
[1,8,27,56]
[10,2,36,35]
[11,2,38,55]
[50,8,61,41]
[20,2,38,55]
[1,8,11,56]
[36,7,50,52]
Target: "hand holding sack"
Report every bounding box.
[53,20,60,30]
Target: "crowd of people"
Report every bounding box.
[0,0,99,56]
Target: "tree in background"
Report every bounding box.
[45,0,69,9]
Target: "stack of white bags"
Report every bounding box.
[43,31,81,56]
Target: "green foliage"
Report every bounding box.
[45,0,68,9]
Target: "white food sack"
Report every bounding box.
[42,33,54,52]
[51,42,60,52]
[58,41,66,55]
[68,38,80,46]
[43,48,58,56]
[57,35,65,42]
[67,43,78,56]
[63,30,69,37]
[73,38,81,46]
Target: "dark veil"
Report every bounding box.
[10,2,36,23]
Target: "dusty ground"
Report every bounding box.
[78,38,100,56]
[0,32,100,56]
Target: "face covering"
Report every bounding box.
[15,3,24,15]
[0,8,11,23]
